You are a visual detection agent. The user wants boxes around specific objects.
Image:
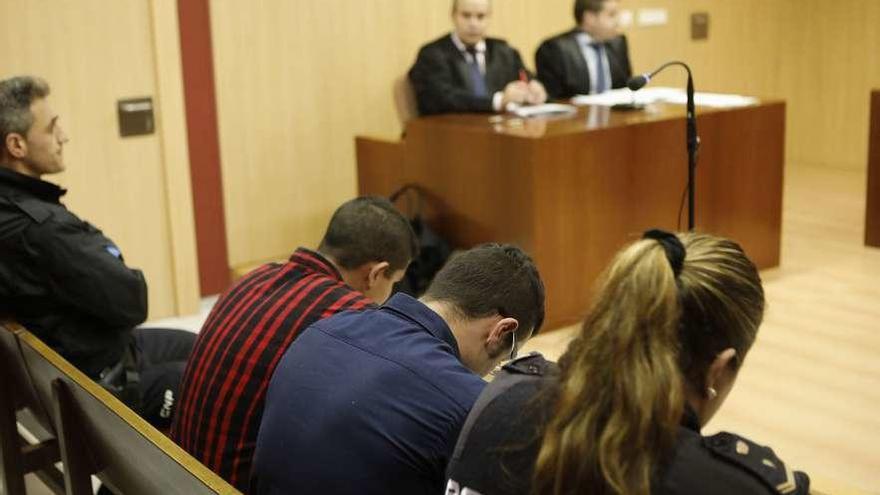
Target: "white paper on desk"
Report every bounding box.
[570,87,758,108]
[686,92,758,107]
[511,103,578,118]
[570,88,661,106]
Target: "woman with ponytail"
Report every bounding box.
[445,231,810,495]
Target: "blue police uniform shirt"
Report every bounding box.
[251,293,488,495]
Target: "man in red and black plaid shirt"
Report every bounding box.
[170,197,418,490]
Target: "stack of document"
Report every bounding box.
[571,87,758,108]
[511,103,578,118]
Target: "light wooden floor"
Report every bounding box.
[522,164,880,495]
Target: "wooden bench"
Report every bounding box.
[1,322,240,494]
[0,321,65,494]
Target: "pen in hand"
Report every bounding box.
[520,69,543,105]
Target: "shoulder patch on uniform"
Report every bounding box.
[704,432,809,494]
[10,197,53,224]
[502,352,556,376]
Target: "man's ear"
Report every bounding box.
[5,133,27,160]
[366,261,391,289]
[486,317,519,352]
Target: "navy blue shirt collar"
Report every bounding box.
[382,293,461,358]
[0,166,66,203]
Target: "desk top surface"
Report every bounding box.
[408,100,783,139]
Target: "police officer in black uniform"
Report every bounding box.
[445,231,811,495]
[0,76,195,428]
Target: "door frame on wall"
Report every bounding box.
[177,0,231,296]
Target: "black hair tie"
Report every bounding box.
[643,229,686,277]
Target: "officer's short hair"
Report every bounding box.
[0,76,50,157]
[574,0,609,24]
[318,196,418,273]
[424,243,545,340]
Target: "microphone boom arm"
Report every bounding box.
[628,61,700,231]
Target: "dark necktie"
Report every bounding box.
[591,43,608,93]
[466,46,488,97]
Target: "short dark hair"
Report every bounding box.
[424,243,545,339]
[0,76,50,158]
[318,196,418,273]
[574,0,609,24]
[451,0,491,14]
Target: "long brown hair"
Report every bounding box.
[532,233,764,495]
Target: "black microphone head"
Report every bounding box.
[626,74,649,91]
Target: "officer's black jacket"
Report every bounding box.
[446,353,810,495]
[0,167,147,377]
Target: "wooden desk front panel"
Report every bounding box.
[866,91,880,247]
[530,103,784,327]
[402,123,538,253]
[357,102,785,329]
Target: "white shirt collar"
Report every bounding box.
[576,30,597,46]
[451,32,486,54]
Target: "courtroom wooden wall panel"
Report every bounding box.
[150,0,201,315]
[211,0,880,269]
[209,0,573,268]
[622,0,880,170]
[781,1,880,170]
[211,0,880,272]
[0,0,199,318]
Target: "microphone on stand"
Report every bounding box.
[609,73,650,111]
[626,73,651,91]
[627,61,701,231]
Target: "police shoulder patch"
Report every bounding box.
[501,352,555,376]
[704,432,809,494]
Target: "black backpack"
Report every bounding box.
[390,184,453,297]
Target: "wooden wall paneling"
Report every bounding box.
[0,0,196,319]
[209,0,573,269]
[782,1,880,170]
[212,0,880,270]
[211,0,356,267]
[148,0,201,315]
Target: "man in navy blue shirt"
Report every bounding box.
[251,243,545,494]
